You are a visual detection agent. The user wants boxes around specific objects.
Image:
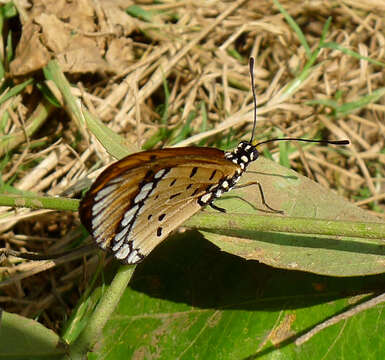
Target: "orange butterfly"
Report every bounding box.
[79,58,349,264]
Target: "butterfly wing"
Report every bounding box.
[79,147,241,264]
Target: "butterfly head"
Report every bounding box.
[225,141,259,171]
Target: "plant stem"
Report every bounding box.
[0,193,78,211]
[185,212,385,241]
[65,265,136,359]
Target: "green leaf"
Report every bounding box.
[0,100,54,157]
[68,154,384,358]
[227,47,243,61]
[170,111,195,145]
[126,5,155,22]
[187,157,385,277]
[273,0,311,57]
[1,3,18,19]
[86,233,385,359]
[322,41,385,67]
[0,311,65,359]
[335,87,385,116]
[62,286,104,344]
[5,29,13,66]
[0,79,34,105]
[36,82,62,107]
[83,110,139,159]
[309,88,385,117]
[278,140,290,168]
[44,60,139,159]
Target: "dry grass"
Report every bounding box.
[0,0,385,331]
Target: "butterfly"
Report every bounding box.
[79,58,349,265]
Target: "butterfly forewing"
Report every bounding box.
[125,163,230,257]
[79,147,241,264]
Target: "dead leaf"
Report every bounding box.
[10,22,50,75]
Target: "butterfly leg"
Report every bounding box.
[209,202,227,213]
[234,181,284,214]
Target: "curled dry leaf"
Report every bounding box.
[9,0,137,75]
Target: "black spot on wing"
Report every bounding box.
[191,188,200,196]
[190,167,198,178]
[209,169,217,180]
[186,184,192,190]
[170,193,181,200]
[158,214,166,221]
[157,227,163,237]
[145,170,154,178]
[169,179,177,187]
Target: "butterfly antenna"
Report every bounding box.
[255,138,350,147]
[248,58,350,148]
[249,57,257,144]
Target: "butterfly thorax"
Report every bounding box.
[197,141,259,207]
[224,141,259,170]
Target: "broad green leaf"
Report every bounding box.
[80,154,384,358]
[88,232,385,359]
[0,311,65,359]
[191,157,384,277]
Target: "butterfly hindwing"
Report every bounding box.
[79,147,241,264]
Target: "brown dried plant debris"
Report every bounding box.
[10,0,136,75]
